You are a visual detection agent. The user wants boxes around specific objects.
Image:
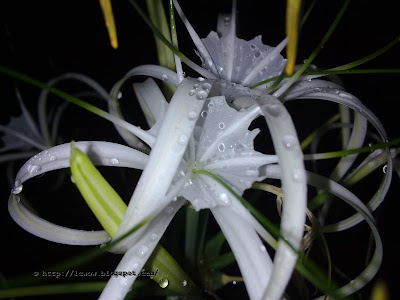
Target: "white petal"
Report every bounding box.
[133,78,168,127]
[8,194,110,245]
[100,199,185,300]
[211,205,273,300]
[263,164,383,298]
[13,141,148,185]
[256,95,307,300]
[114,78,211,249]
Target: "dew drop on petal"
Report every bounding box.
[159,278,169,288]
[110,158,120,165]
[265,103,281,117]
[250,44,256,50]
[383,165,387,174]
[254,51,261,58]
[70,175,76,183]
[201,111,208,118]
[219,193,230,204]
[188,111,198,120]
[218,143,225,152]
[165,206,174,214]
[28,164,41,175]
[193,83,199,88]
[208,102,214,108]
[218,122,225,129]
[197,77,205,82]
[245,169,258,176]
[12,184,23,195]
[161,74,169,81]
[178,135,188,145]
[224,17,230,26]
[292,168,305,183]
[182,280,188,287]
[150,233,158,241]
[260,245,266,252]
[136,245,149,257]
[49,155,57,161]
[232,281,237,285]
[189,89,196,96]
[282,135,297,150]
[196,90,208,100]
[117,92,122,99]
[202,82,212,90]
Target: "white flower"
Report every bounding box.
[7,1,391,300]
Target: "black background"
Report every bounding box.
[0,1,399,299]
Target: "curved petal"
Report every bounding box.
[8,195,110,245]
[256,95,307,300]
[108,65,179,150]
[8,141,149,245]
[211,204,273,300]
[13,141,148,185]
[133,78,168,128]
[100,199,185,300]
[173,0,218,75]
[114,78,211,250]
[37,73,110,145]
[263,164,383,297]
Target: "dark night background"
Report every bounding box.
[0,1,399,299]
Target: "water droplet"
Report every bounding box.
[219,193,230,204]
[150,233,158,241]
[201,111,208,118]
[188,111,198,120]
[250,44,256,50]
[292,169,305,182]
[28,164,41,175]
[178,135,188,145]
[232,281,237,285]
[218,122,225,129]
[197,77,205,82]
[282,135,297,150]
[260,245,266,252]
[12,184,23,195]
[245,169,258,176]
[182,280,188,287]
[254,51,261,58]
[161,74,169,81]
[218,143,225,152]
[132,263,139,270]
[70,175,76,183]
[110,158,120,165]
[49,155,57,161]
[159,278,169,288]
[165,206,174,214]
[189,89,196,96]
[265,103,281,117]
[202,82,212,90]
[117,92,122,99]
[224,17,230,26]
[172,196,178,201]
[193,83,199,88]
[338,92,352,99]
[333,89,340,94]
[383,165,387,174]
[208,102,214,108]
[136,245,149,257]
[196,90,208,100]
[44,150,49,155]
[314,87,322,92]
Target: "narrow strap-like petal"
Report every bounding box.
[100,199,185,300]
[256,95,307,300]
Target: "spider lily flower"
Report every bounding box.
[8,75,299,300]
[5,1,392,300]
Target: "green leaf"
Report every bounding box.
[70,142,126,237]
